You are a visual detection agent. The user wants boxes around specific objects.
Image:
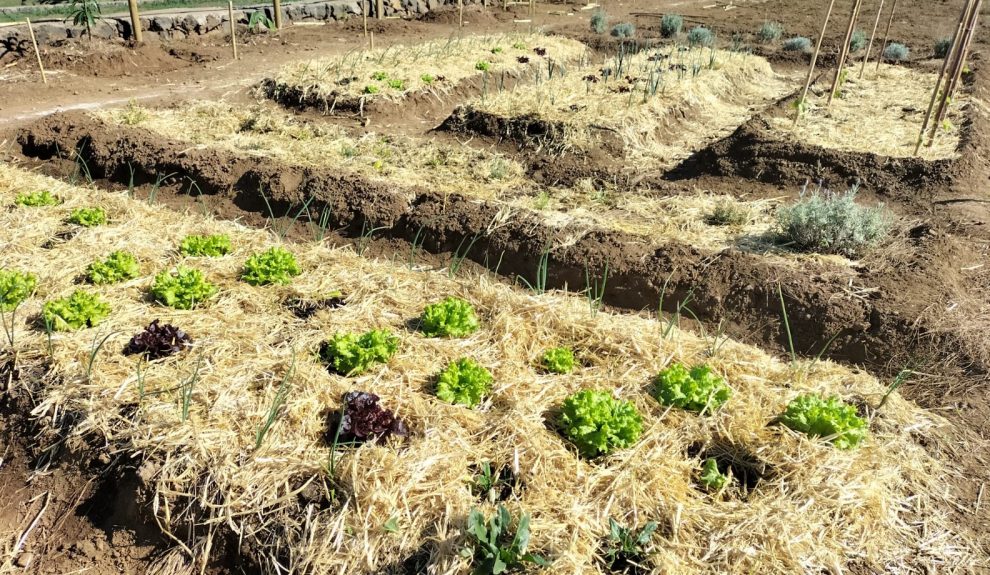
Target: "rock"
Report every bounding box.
[149,16,173,32]
[14,552,33,568]
[31,23,64,45]
[177,14,199,33]
[306,3,329,19]
[204,14,221,32]
[286,4,305,20]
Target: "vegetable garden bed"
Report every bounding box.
[0,163,977,573]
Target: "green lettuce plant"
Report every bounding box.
[698,457,729,491]
[68,207,107,227]
[42,290,110,331]
[15,191,60,207]
[779,394,868,449]
[151,267,218,309]
[180,234,232,257]
[242,247,301,286]
[541,347,575,374]
[320,329,399,376]
[559,389,642,458]
[436,358,493,408]
[0,270,37,312]
[86,251,140,285]
[653,363,731,413]
[420,296,479,338]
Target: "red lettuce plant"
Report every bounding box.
[327,391,407,444]
[124,319,192,360]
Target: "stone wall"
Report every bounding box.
[0,0,480,54]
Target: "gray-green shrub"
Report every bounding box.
[849,29,867,52]
[782,36,812,52]
[934,37,952,59]
[883,42,910,62]
[611,22,635,38]
[661,14,683,38]
[687,26,714,47]
[757,21,783,43]
[776,185,892,257]
[590,9,607,34]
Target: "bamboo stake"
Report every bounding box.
[458,0,463,27]
[827,0,862,108]
[370,30,375,50]
[858,0,883,78]
[376,0,383,19]
[228,1,238,60]
[273,0,282,29]
[915,0,971,154]
[875,0,898,72]
[794,0,836,126]
[127,0,143,43]
[927,0,982,146]
[25,18,47,84]
[362,0,368,40]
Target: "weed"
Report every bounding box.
[705,200,750,226]
[779,394,868,449]
[319,329,399,376]
[660,14,683,38]
[687,26,715,47]
[611,23,636,38]
[782,36,812,52]
[849,29,867,52]
[120,100,148,125]
[698,457,729,491]
[590,9,607,34]
[68,207,107,227]
[464,505,547,573]
[151,267,218,309]
[420,297,480,338]
[42,290,110,331]
[601,519,657,572]
[242,247,301,286]
[15,190,60,207]
[776,185,892,257]
[883,42,910,62]
[541,347,575,374]
[488,157,509,181]
[653,363,731,413]
[180,234,232,257]
[757,21,783,43]
[559,389,642,457]
[436,357,493,408]
[86,251,140,285]
[532,190,550,210]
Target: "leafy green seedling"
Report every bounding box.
[387,78,406,90]
[68,207,107,227]
[779,394,868,449]
[475,61,492,72]
[180,234,232,257]
[0,270,37,312]
[541,347,575,374]
[320,329,399,376]
[86,251,140,285]
[464,505,547,574]
[363,85,380,94]
[559,389,642,458]
[601,518,658,572]
[653,363,731,413]
[371,71,388,81]
[15,191,60,207]
[436,358,493,408]
[151,267,218,309]
[421,73,436,84]
[42,290,110,331]
[420,296,479,338]
[242,247,301,286]
[698,458,729,492]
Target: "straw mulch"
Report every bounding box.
[0,163,977,574]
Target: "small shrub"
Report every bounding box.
[465,505,547,574]
[883,42,910,62]
[698,457,729,491]
[590,9,607,34]
[242,247,301,286]
[705,200,750,226]
[611,22,635,38]
[180,234,231,257]
[124,319,192,360]
[601,519,658,573]
[782,36,812,52]
[541,347,575,374]
[475,60,491,72]
[653,363,731,413]
[559,389,642,458]
[934,37,952,59]
[363,85,379,94]
[15,191,60,207]
[86,251,140,285]
[776,187,892,257]
[326,391,408,444]
[0,270,37,312]
[320,329,398,376]
[687,26,715,47]
[757,21,783,43]
[150,267,218,309]
[68,207,107,227]
[849,29,867,52]
[420,296,479,338]
[660,14,683,38]
[779,394,868,449]
[42,290,110,331]
[436,358,493,408]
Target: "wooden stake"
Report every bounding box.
[858,0,883,78]
[928,0,982,146]
[827,0,862,108]
[25,18,47,85]
[228,1,238,60]
[273,0,283,29]
[794,0,836,126]
[362,0,368,40]
[874,0,898,72]
[127,0,143,43]
[915,0,972,154]
[376,0,383,19]
[458,0,463,28]
[370,30,375,50]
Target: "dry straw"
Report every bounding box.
[771,64,966,160]
[0,164,978,573]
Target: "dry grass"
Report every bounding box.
[769,64,966,160]
[453,47,795,165]
[0,163,979,574]
[264,33,589,109]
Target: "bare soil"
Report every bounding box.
[3,0,990,572]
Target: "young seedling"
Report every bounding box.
[14,191,60,207]
[601,518,658,572]
[68,207,107,227]
[698,457,730,492]
[653,363,731,413]
[255,351,295,450]
[463,505,547,574]
[540,347,575,374]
